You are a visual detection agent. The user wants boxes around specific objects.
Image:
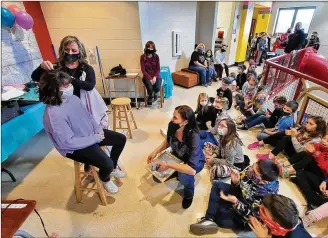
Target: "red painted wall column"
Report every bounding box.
[23,1,55,62]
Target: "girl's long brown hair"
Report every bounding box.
[297,116,327,142]
[220,119,243,148]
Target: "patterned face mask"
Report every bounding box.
[246,166,262,184]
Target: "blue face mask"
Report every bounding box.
[257,98,265,103]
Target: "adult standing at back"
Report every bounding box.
[140,41,162,106]
[284,22,306,53]
[31,35,108,128]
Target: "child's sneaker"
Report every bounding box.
[256,153,270,160]
[103,180,119,194]
[111,168,126,178]
[248,141,263,150]
[237,123,248,130]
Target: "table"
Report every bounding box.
[1,103,46,163]
[105,73,139,109]
[1,200,36,238]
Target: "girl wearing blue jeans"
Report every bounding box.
[147,105,205,209]
[188,43,212,87]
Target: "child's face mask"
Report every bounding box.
[246,166,262,184]
[259,206,294,236]
[200,100,208,107]
[60,84,74,98]
[257,97,265,103]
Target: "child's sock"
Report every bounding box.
[303,209,322,227]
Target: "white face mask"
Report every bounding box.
[200,101,208,107]
[61,85,74,98]
[217,128,225,136]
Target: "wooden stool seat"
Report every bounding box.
[111,97,137,139]
[111,97,131,106]
[74,161,108,206]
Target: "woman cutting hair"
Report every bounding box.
[31,35,108,128]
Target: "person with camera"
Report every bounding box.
[140,41,162,106]
[147,105,205,209]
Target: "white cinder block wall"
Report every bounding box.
[138,2,197,73]
[268,2,328,57]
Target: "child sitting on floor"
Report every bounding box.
[279,132,328,179]
[203,119,249,181]
[247,64,257,78]
[235,74,258,111]
[255,115,326,160]
[216,77,233,110]
[249,194,311,238]
[189,159,279,236]
[246,100,298,141]
[236,65,247,91]
[228,72,237,91]
[199,97,230,147]
[195,93,217,130]
[241,96,287,131]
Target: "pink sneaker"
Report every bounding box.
[256,153,269,160]
[248,141,263,150]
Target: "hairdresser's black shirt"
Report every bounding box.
[31,63,96,98]
[216,88,233,110]
[195,105,217,130]
[166,122,205,170]
[272,223,311,238]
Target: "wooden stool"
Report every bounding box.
[111,97,137,139]
[74,161,108,206]
[143,85,164,108]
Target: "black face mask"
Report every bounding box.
[283,112,291,116]
[64,52,80,63]
[215,108,223,114]
[221,49,226,52]
[146,49,155,55]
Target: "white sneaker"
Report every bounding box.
[160,128,167,138]
[103,180,119,194]
[111,168,126,178]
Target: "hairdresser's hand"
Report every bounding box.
[319,181,327,194]
[220,191,238,204]
[40,60,54,71]
[231,169,240,185]
[50,233,59,238]
[157,161,170,172]
[249,216,270,238]
[304,143,316,154]
[265,111,270,118]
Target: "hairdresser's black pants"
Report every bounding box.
[67,129,126,182]
[293,170,328,207]
[214,63,229,79]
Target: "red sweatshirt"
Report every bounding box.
[312,143,328,177]
[140,54,160,81]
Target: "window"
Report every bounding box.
[274,7,316,34]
